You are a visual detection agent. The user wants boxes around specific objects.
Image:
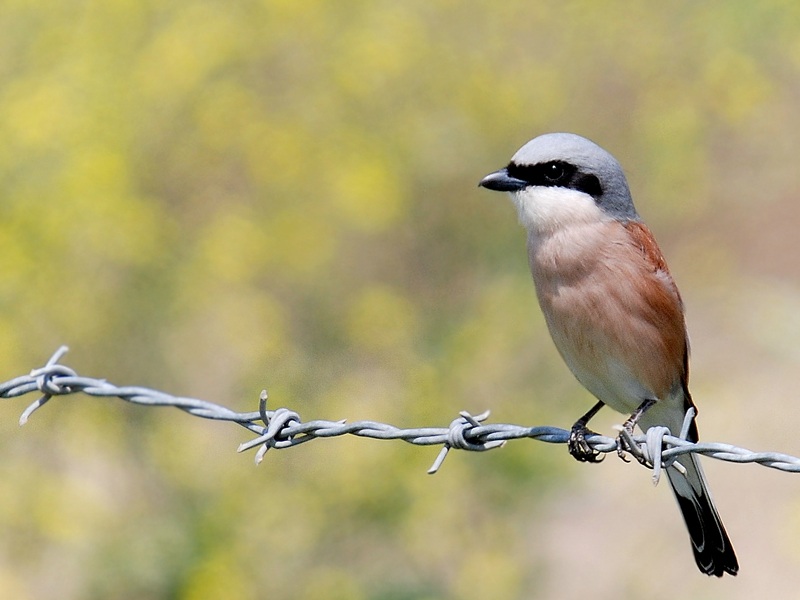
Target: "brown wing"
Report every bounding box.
[623,221,681,301]
[623,220,698,435]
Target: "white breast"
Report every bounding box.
[509,186,607,235]
[525,220,684,415]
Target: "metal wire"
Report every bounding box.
[3,346,800,478]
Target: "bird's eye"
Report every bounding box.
[544,162,565,182]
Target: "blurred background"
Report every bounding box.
[1,0,800,598]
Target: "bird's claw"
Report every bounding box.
[568,423,604,463]
[616,434,632,462]
[615,425,650,467]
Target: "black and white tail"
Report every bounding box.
[666,454,738,577]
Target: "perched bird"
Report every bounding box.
[478,133,738,577]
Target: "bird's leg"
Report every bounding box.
[616,398,657,463]
[568,401,605,463]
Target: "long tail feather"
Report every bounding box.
[666,454,738,577]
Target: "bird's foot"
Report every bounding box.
[615,422,650,466]
[615,427,634,463]
[568,422,604,463]
[614,398,657,465]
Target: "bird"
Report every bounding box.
[478,132,738,577]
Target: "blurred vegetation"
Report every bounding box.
[2,1,800,598]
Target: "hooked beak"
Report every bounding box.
[478,168,528,192]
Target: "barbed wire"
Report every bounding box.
[3,346,800,481]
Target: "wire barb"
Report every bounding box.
[4,347,800,476]
[427,411,507,474]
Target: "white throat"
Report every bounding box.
[508,186,606,235]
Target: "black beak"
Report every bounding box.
[478,168,527,192]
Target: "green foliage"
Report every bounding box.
[1,0,798,598]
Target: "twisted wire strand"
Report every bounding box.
[4,347,800,477]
